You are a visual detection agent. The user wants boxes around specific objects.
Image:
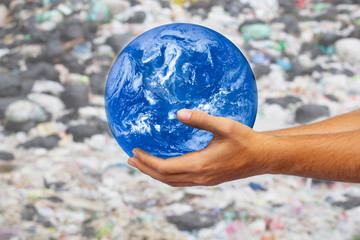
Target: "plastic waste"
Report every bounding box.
[87,0,112,24]
[295,104,330,124]
[240,24,272,41]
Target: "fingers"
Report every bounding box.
[128,156,194,184]
[127,156,212,187]
[177,109,232,137]
[130,148,201,174]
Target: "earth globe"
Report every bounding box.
[105,23,257,159]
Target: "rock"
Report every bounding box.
[265,96,302,108]
[66,124,103,142]
[20,62,59,81]
[167,211,217,231]
[295,104,330,124]
[0,73,21,97]
[61,84,89,109]
[18,135,60,150]
[0,151,14,161]
[106,33,133,54]
[335,38,360,64]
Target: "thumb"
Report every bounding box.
[177,109,229,136]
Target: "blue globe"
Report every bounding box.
[105,23,257,159]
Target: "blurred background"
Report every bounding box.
[0,0,360,239]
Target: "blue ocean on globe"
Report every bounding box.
[105,23,257,159]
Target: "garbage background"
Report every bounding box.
[1,0,360,239]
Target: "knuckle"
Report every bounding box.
[192,161,206,174]
[157,166,168,175]
[221,119,236,135]
[156,173,168,182]
[194,176,209,185]
[198,112,211,128]
[196,159,212,173]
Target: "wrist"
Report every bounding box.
[251,133,281,175]
[260,134,297,176]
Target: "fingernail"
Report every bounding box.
[132,149,139,158]
[128,160,136,168]
[177,109,192,121]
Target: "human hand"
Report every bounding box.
[128,109,272,187]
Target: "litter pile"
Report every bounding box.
[1,0,360,239]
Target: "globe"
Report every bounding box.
[105,23,257,159]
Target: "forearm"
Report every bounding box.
[265,109,360,136]
[266,130,360,183]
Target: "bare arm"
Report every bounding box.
[267,130,360,182]
[128,109,360,186]
[266,109,360,136]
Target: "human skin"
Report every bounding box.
[127,109,360,186]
